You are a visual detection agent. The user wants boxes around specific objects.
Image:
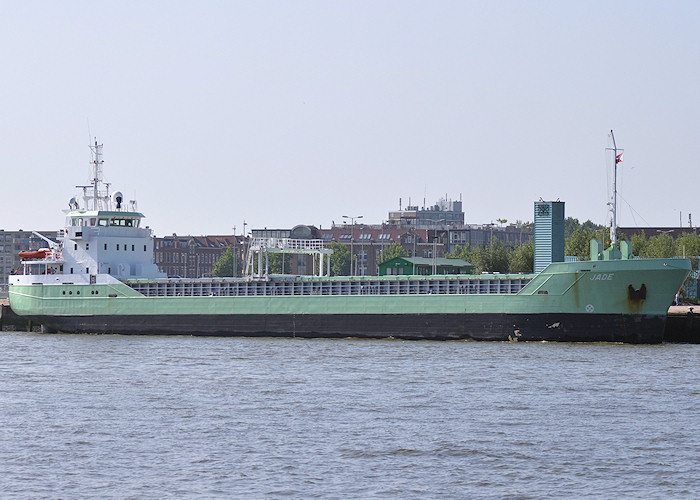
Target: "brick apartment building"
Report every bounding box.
[154,234,243,278]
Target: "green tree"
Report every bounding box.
[328,241,350,276]
[564,217,582,239]
[675,233,700,259]
[472,238,509,273]
[643,233,676,258]
[509,240,534,273]
[268,252,293,274]
[446,243,473,264]
[380,241,408,263]
[565,228,597,260]
[629,231,648,257]
[582,219,605,232]
[212,246,243,277]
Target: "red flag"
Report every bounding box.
[616,152,623,164]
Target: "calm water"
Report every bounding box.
[1,332,698,499]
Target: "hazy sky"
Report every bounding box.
[2,1,699,236]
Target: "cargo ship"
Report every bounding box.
[8,139,691,343]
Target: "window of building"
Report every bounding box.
[340,234,352,240]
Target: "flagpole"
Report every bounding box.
[608,130,623,247]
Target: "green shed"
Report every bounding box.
[378,257,474,276]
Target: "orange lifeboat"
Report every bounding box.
[19,248,52,260]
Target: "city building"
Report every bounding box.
[447,223,532,253]
[388,197,464,227]
[154,234,242,278]
[385,197,533,252]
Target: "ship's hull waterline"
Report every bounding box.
[23,311,667,344]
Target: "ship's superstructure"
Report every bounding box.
[8,138,692,343]
[12,140,164,286]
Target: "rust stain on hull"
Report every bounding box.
[627,283,647,313]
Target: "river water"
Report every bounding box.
[1,332,698,499]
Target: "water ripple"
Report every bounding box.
[0,332,698,498]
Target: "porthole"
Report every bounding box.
[62,291,66,295]
[69,291,72,295]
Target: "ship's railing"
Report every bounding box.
[126,276,532,298]
[249,237,331,253]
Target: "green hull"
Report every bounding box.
[9,258,691,343]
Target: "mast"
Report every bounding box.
[608,130,623,247]
[88,139,105,210]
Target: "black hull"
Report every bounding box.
[30,313,666,344]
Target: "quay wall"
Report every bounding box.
[664,306,700,343]
[0,302,34,331]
